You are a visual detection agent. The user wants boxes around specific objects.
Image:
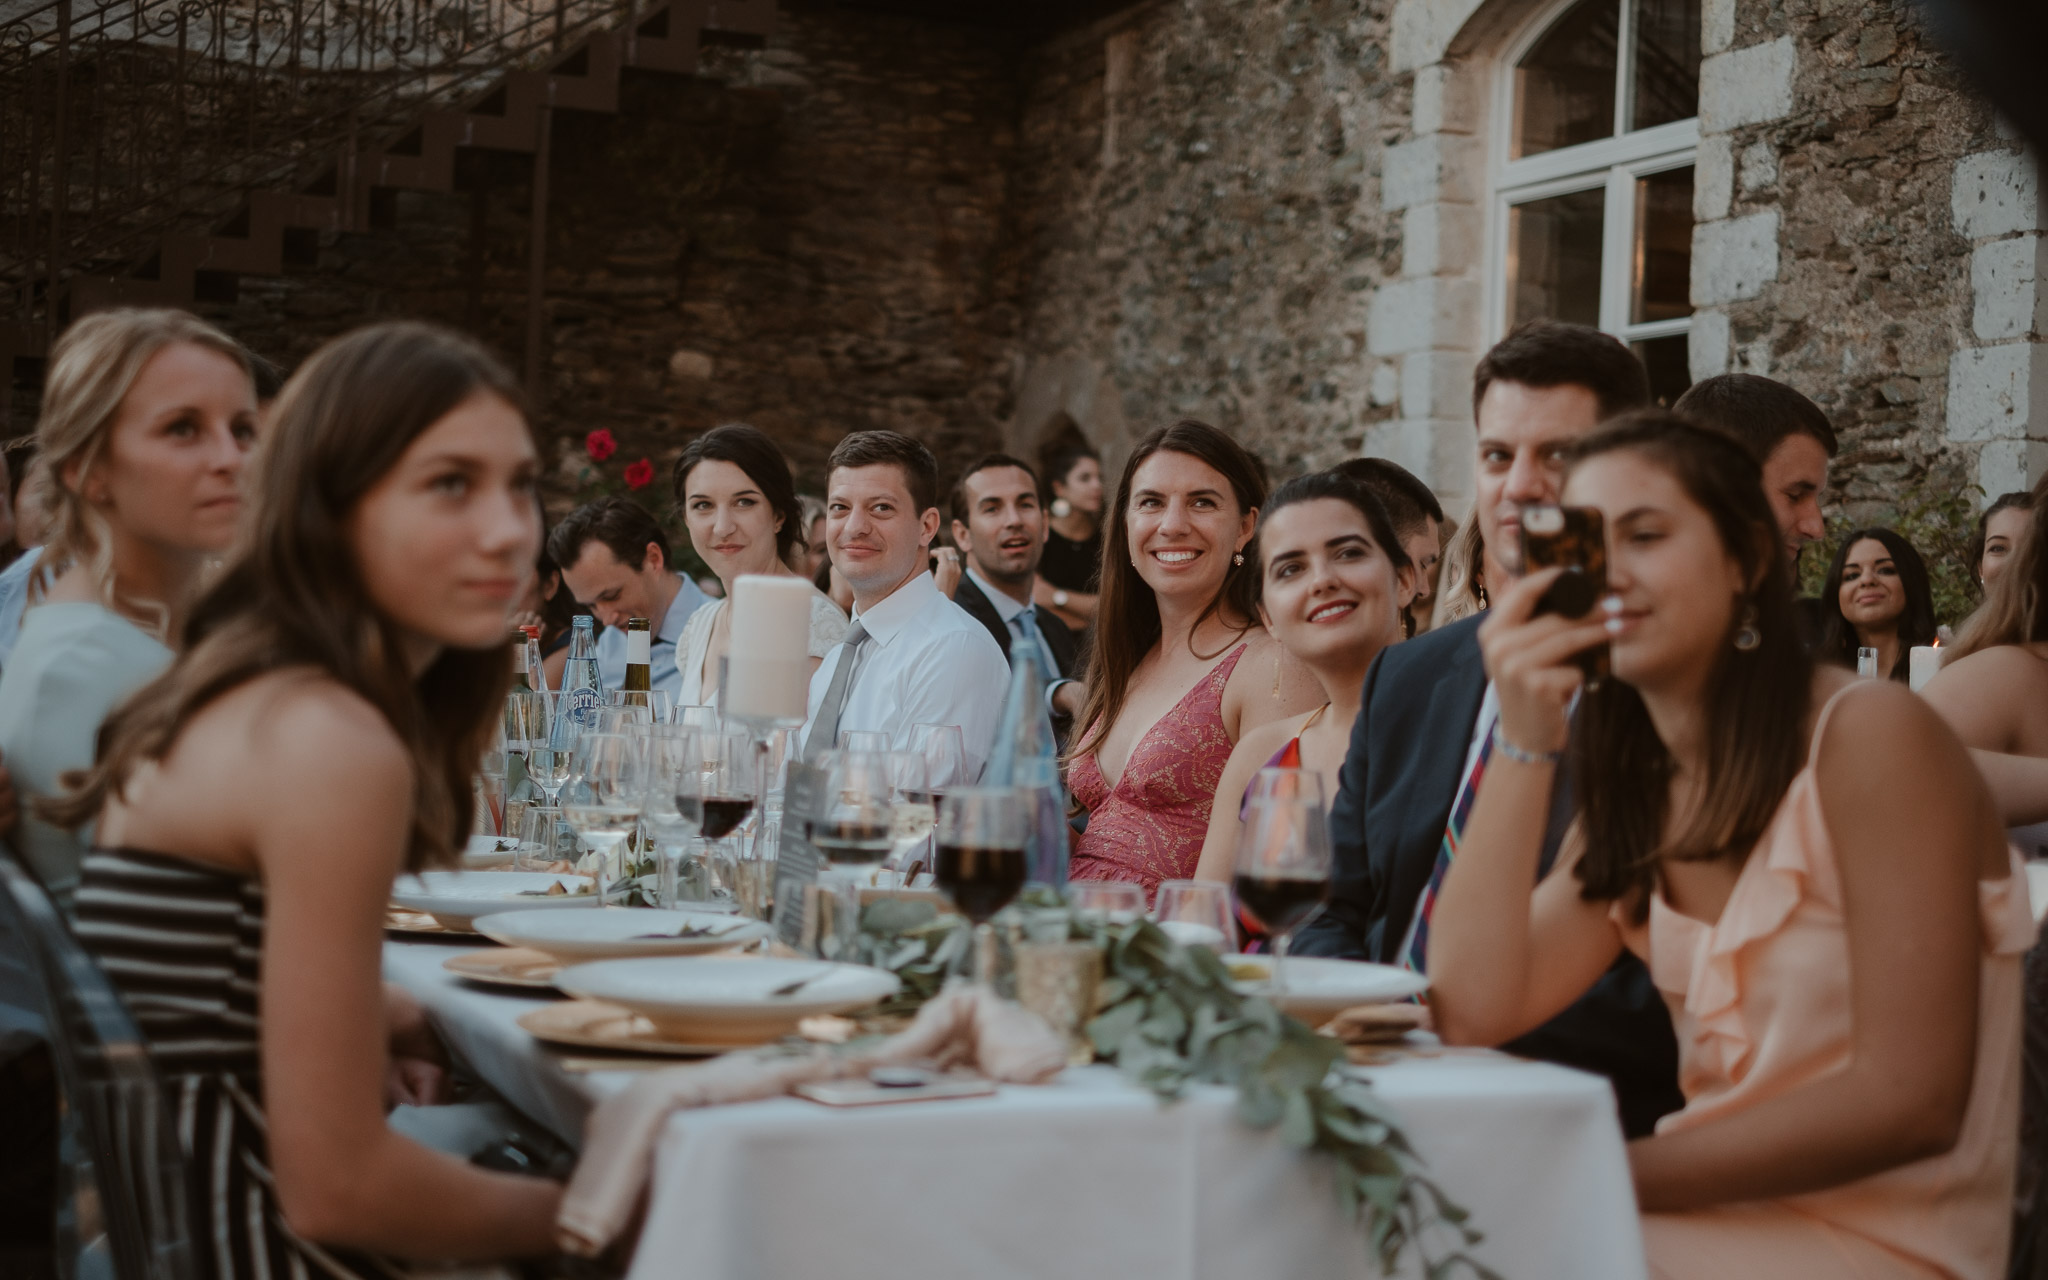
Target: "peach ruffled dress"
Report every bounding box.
[1615,683,2037,1279]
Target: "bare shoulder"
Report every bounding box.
[180,669,410,792]
[1930,642,2048,694]
[1812,668,1955,756]
[1227,711,1306,772]
[1223,631,1323,726]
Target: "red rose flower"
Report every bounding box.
[585,428,617,462]
[623,457,655,490]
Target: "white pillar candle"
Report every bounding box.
[1909,645,1941,692]
[723,574,814,721]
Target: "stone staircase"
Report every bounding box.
[1,0,775,386]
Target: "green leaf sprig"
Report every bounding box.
[851,900,1496,1278]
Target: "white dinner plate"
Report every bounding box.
[553,956,901,1043]
[463,834,521,869]
[473,907,771,961]
[1226,956,1429,1023]
[390,870,597,931]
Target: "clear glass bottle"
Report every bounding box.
[560,615,604,731]
[521,623,547,693]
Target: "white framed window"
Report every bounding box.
[1487,0,1703,404]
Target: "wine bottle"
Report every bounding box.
[521,624,547,693]
[980,651,1068,888]
[510,631,532,691]
[623,616,652,693]
[560,615,603,730]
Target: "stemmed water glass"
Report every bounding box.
[1153,879,1238,952]
[611,687,674,726]
[561,731,650,902]
[526,692,580,811]
[642,725,707,909]
[933,786,1027,984]
[908,722,967,791]
[503,687,548,836]
[837,729,890,755]
[882,751,934,875]
[1068,881,1146,924]
[1232,788,1333,994]
[675,704,721,733]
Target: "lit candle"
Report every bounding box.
[1909,644,1942,692]
[723,575,813,722]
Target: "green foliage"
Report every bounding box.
[1796,483,1983,627]
[852,902,1495,1279]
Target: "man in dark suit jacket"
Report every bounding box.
[1294,321,1683,1138]
[947,454,1087,743]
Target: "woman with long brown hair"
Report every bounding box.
[1065,420,1321,897]
[48,322,563,1276]
[1426,414,2025,1278]
[0,308,257,909]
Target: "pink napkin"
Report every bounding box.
[556,985,1068,1256]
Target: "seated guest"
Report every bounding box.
[671,424,847,707]
[0,454,51,667]
[1065,420,1323,898]
[1333,456,1443,634]
[0,309,257,911]
[1428,414,2028,1279]
[796,493,829,579]
[1817,527,1937,682]
[1191,471,1413,887]
[1035,444,1104,631]
[1430,514,1486,628]
[948,453,1085,735]
[549,495,710,693]
[1294,320,1680,1137]
[801,431,1008,783]
[1970,490,2032,594]
[45,321,562,1274]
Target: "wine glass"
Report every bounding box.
[1233,791,1333,995]
[908,722,967,790]
[883,751,934,875]
[643,725,707,909]
[933,786,1028,984]
[1068,881,1146,925]
[513,802,565,872]
[1152,879,1237,952]
[525,692,580,809]
[675,704,721,733]
[809,750,900,954]
[1242,764,1324,809]
[612,687,674,726]
[837,729,890,755]
[561,732,649,902]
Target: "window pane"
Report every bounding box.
[1509,187,1606,328]
[1513,0,1620,159]
[1632,334,1692,406]
[1632,166,1694,324]
[1630,164,1695,321]
[1631,0,1702,130]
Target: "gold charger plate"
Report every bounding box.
[386,907,478,937]
[518,999,754,1058]
[444,947,561,990]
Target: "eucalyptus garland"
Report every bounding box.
[848,898,1497,1279]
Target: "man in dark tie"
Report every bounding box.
[946,454,1086,744]
[1294,321,1684,1138]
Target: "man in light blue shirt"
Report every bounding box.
[0,546,41,669]
[548,497,710,696]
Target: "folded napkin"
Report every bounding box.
[555,984,1067,1256]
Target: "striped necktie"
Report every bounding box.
[1403,727,1495,975]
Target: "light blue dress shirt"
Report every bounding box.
[594,572,711,696]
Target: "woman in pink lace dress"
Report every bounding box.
[1065,421,1323,898]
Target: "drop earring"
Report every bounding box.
[1733,602,1761,651]
[1232,551,1245,567]
[1051,498,1072,519]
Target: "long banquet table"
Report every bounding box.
[384,936,1649,1280]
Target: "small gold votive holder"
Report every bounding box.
[1015,941,1104,1066]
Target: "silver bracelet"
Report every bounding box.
[1491,726,1564,766]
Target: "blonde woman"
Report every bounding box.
[0,309,256,908]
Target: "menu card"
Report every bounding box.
[771,762,826,949]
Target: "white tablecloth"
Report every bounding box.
[385,938,1648,1280]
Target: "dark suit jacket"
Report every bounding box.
[1293,614,1683,1137]
[952,575,1080,681]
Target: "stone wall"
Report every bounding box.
[195,7,1026,505]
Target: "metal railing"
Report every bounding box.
[0,0,635,333]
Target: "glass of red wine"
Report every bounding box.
[1232,782,1332,996]
[933,786,1028,984]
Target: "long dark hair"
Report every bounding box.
[1069,420,1266,762]
[1253,470,1412,590]
[1816,527,1938,680]
[44,322,531,871]
[1567,413,1814,917]
[673,422,805,567]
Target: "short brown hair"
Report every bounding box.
[950,453,1039,524]
[1471,321,1651,423]
[1332,456,1444,542]
[548,496,669,572]
[1673,373,1838,461]
[828,430,939,515]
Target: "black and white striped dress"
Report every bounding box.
[73,847,399,1280]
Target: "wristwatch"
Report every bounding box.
[1053,589,1070,608]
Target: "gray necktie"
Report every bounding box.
[1011,605,1057,679]
[804,621,870,759]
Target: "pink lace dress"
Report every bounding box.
[1068,644,1247,898]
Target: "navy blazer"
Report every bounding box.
[1294,614,1683,1137]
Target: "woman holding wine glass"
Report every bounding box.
[1190,470,1414,890]
[670,424,847,707]
[45,322,564,1272]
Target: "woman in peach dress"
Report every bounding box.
[1426,413,2031,1279]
